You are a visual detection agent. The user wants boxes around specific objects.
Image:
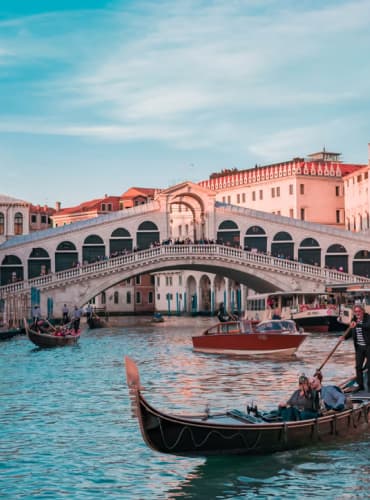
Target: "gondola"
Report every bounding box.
[125,356,370,457]
[24,320,81,348]
[87,315,106,329]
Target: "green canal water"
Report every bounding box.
[1,316,369,499]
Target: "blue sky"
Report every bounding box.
[1,0,370,208]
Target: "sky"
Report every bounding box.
[1,0,370,208]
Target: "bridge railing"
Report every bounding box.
[0,244,369,298]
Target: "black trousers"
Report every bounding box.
[355,344,370,390]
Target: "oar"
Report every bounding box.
[45,319,57,332]
[316,324,352,372]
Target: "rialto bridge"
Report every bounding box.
[1,182,370,319]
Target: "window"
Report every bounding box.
[156,276,160,286]
[271,188,275,198]
[126,278,131,285]
[300,208,305,220]
[252,191,256,201]
[31,214,37,223]
[114,291,119,304]
[357,175,362,183]
[136,292,141,304]
[259,190,263,200]
[300,184,305,195]
[237,194,240,203]
[222,196,226,203]
[0,212,4,234]
[101,291,106,304]
[335,186,340,196]
[135,275,141,285]
[289,209,294,217]
[126,291,131,304]
[148,291,153,304]
[289,184,293,195]
[41,215,47,224]
[336,210,340,224]
[276,187,280,197]
[227,196,231,204]
[178,275,182,286]
[242,193,246,203]
[165,276,173,286]
[14,212,23,235]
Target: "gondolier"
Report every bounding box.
[72,305,82,333]
[341,305,370,393]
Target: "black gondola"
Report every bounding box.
[125,356,370,457]
[24,320,80,348]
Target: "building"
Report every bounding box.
[198,149,365,228]
[0,194,54,245]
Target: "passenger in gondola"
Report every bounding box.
[278,374,319,421]
[309,370,348,413]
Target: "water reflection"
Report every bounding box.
[167,436,370,499]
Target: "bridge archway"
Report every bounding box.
[109,228,133,255]
[28,248,50,279]
[298,238,321,266]
[83,235,105,263]
[353,250,370,277]
[136,221,159,249]
[325,244,348,272]
[271,231,294,259]
[55,241,78,272]
[0,255,23,285]
[244,225,267,252]
[217,220,240,246]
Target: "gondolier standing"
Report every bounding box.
[72,305,82,333]
[341,305,370,392]
[62,304,69,324]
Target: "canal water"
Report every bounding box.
[1,317,369,499]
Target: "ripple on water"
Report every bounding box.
[0,317,368,499]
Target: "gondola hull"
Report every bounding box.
[125,357,370,457]
[25,322,80,348]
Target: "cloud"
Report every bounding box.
[0,0,370,158]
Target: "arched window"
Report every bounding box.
[55,241,78,272]
[14,212,23,235]
[325,244,348,272]
[136,221,160,250]
[271,232,294,259]
[83,234,105,263]
[110,228,133,255]
[217,220,240,247]
[244,226,267,252]
[298,238,321,266]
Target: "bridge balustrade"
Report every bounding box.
[0,244,369,299]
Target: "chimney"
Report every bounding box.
[55,201,61,211]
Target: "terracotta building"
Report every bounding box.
[198,149,365,228]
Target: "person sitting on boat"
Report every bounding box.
[278,374,319,421]
[309,370,347,413]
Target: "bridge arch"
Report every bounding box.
[298,237,321,266]
[137,221,160,249]
[0,255,23,285]
[353,250,370,277]
[109,228,133,255]
[217,220,240,246]
[244,225,267,252]
[28,247,50,279]
[325,243,348,272]
[55,241,78,272]
[271,231,294,259]
[83,235,105,263]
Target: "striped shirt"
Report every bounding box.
[355,321,366,346]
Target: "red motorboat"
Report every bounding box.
[192,319,307,356]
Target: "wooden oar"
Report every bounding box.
[317,324,352,372]
[45,319,57,332]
